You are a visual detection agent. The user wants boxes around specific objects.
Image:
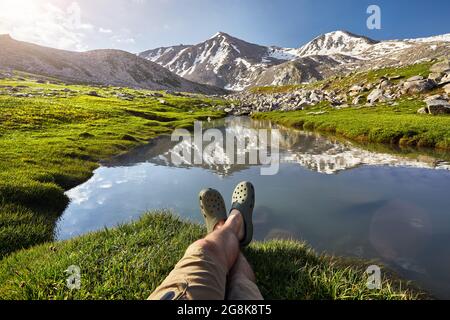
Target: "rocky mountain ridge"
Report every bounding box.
[0,34,225,94]
[140,31,450,91]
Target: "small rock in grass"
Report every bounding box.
[87,91,100,97]
[306,111,327,115]
[121,134,139,142]
[79,132,95,139]
[388,75,403,81]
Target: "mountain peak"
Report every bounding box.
[297,30,378,57]
[209,31,235,41]
[311,30,377,44]
[211,31,230,37]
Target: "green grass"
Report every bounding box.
[253,99,450,152]
[0,212,425,300]
[0,75,227,257]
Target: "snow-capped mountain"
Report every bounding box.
[140,32,295,91]
[295,31,379,57]
[140,30,450,91]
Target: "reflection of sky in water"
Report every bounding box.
[58,117,450,298]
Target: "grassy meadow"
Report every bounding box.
[0,74,226,257]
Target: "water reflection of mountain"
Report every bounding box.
[106,117,450,176]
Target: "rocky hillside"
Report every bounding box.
[140,31,450,91]
[223,59,450,116]
[0,34,225,94]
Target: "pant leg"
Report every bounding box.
[148,243,228,300]
[226,275,264,300]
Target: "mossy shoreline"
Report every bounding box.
[252,99,450,156]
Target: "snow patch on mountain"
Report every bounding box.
[267,47,299,60]
[406,33,450,43]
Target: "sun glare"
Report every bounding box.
[0,0,40,21]
[0,0,40,16]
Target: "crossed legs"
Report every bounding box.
[148,210,262,300]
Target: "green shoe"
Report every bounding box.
[230,181,255,247]
[199,188,227,233]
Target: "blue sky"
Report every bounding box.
[0,0,449,52]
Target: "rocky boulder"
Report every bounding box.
[349,85,364,97]
[406,75,424,82]
[440,73,450,85]
[116,93,135,101]
[428,73,443,83]
[444,84,450,95]
[352,95,363,105]
[378,79,392,90]
[367,89,385,104]
[425,98,450,115]
[403,79,436,94]
[430,59,450,74]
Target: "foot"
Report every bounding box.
[199,188,227,233]
[230,181,255,247]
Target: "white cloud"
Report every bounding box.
[99,27,113,34]
[109,28,137,47]
[114,37,136,44]
[0,0,93,51]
